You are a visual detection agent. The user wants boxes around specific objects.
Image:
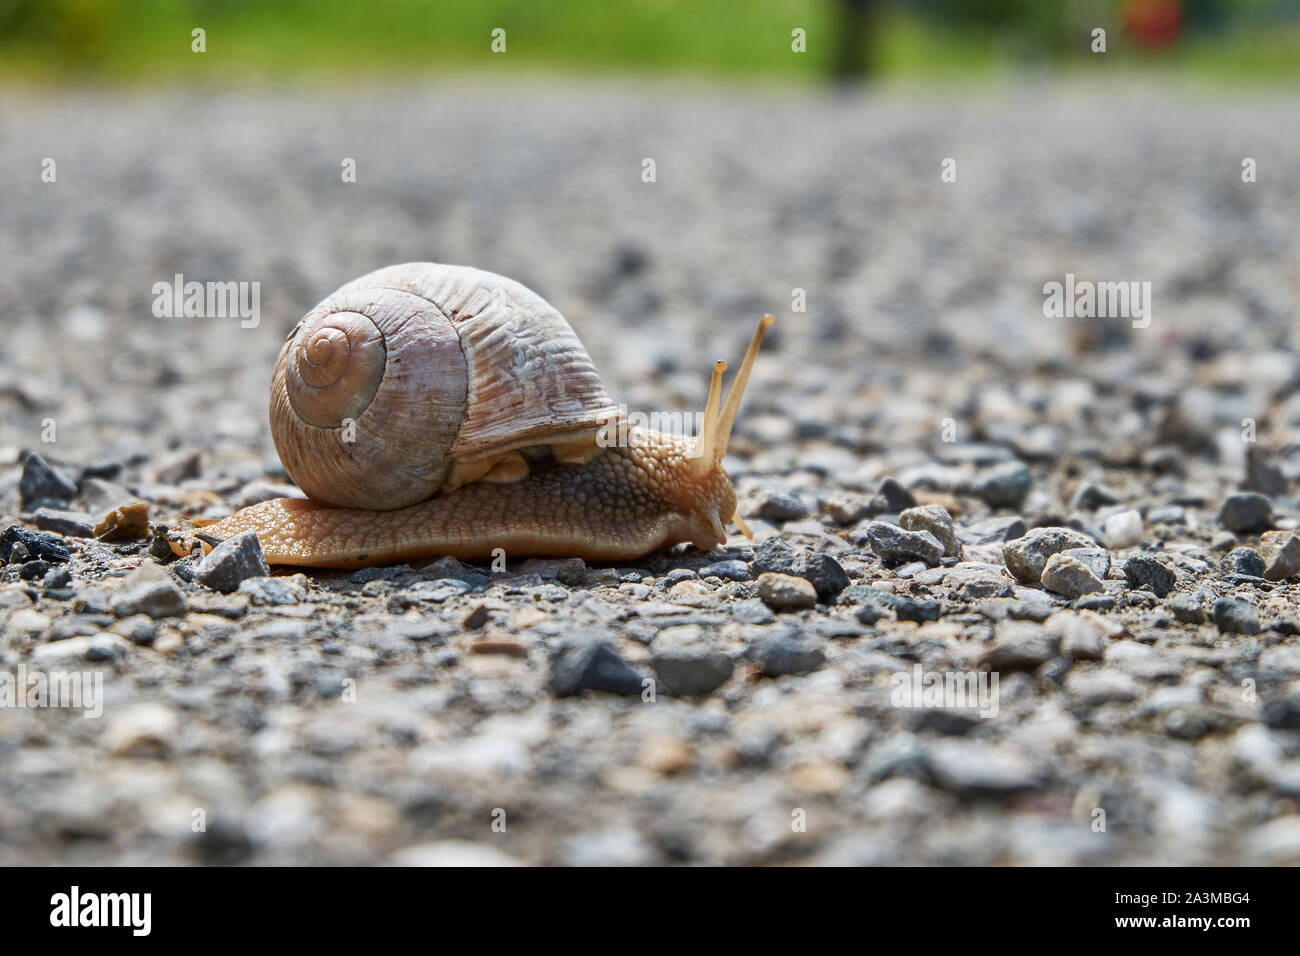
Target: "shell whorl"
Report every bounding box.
[270,263,620,511]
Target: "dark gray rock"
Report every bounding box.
[971,460,1032,508]
[43,566,72,590]
[1166,591,1208,624]
[550,632,647,696]
[1,525,70,564]
[1218,492,1273,534]
[878,477,916,512]
[755,491,808,522]
[19,453,78,506]
[1212,598,1260,635]
[1070,482,1119,510]
[750,537,848,598]
[1221,547,1265,578]
[748,627,825,676]
[192,531,270,593]
[861,520,944,566]
[556,557,587,587]
[17,560,50,581]
[1124,554,1176,597]
[893,597,941,623]
[1263,698,1300,731]
[700,559,752,582]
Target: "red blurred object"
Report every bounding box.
[1122,0,1184,47]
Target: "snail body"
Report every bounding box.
[183,263,771,567]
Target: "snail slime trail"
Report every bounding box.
[177,264,773,568]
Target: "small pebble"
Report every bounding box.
[1219,492,1273,534]
[192,530,270,593]
[1040,553,1104,598]
[19,453,78,506]
[756,572,817,610]
[1123,554,1176,598]
[1212,597,1260,635]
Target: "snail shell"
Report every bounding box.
[270,263,620,509]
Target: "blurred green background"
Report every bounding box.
[1,0,1298,84]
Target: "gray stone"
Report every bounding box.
[971,460,1032,508]
[1051,613,1107,660]
[893,597,942,622]
[925,741,1041,794]
[555,557,587,587]
[1146,504,1186,525]
[1219,492,1273,534]
[1123,554,1176,597]
[1221,547,1265,578]
[1003,527,1094,584]
[31,508,94,538]
[1070,482,1119,510]
[19,453,78,506]
[899,504,959,557]
[755,491,808,522]
[86,633,130,662]
[650,625,734,696]
[1258,531,1300,581]
[238,576,308,605]
[193,531,270,593]
[1060,547,1111,580]
[750,537,848,598]
[1040,553,1104,598]
[1212,598,1259,635]
[700,559,752,582]
[877,477,916,512]
[550,632,646,696]
[1065,668,1139,706]
[824,495,873,526]
[861,520,943,566]
[31,634,118,665]
[111,577,186,619]
[1,525,70,564]
[113,613,158,646]
[1166,591,1207,624]
[981,622,1060,672]
[756,572,817,609]
[748,627,825,676]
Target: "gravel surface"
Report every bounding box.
[3,80,1300,865]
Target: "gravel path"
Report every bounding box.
[3,81,1300,865]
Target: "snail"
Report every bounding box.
[176,263,772,567]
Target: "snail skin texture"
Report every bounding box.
[178,263,771,567]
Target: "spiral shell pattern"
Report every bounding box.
[268,263,619,511]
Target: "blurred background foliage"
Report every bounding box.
[0,0,1298,83]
